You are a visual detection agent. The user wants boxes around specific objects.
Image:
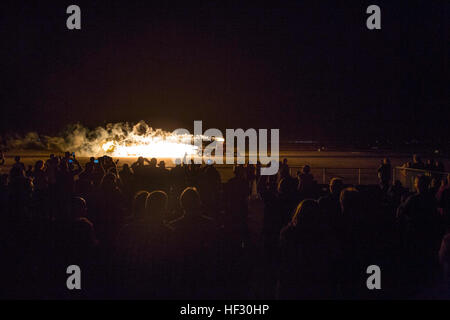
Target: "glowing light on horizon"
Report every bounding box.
[5,121,224,160]
[96,122,223,158]
[101,136,200,158]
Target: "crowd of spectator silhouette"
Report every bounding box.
[0,151,450,299]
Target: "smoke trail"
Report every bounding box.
[3,121,198,157]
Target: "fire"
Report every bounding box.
[95,121,221,159]
[5,121,225,160]
[100,135,199,158]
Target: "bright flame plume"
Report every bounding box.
[6,121,222,160]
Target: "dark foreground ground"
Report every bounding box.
[1,148,450,299]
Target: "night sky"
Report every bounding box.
[1,0,449,142]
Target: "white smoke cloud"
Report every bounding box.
[4,121,196,157]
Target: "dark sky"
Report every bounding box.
[1,0,449,142]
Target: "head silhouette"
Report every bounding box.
[291,199,320,227]
[180,187,202,215]
[34,160,44,171]
[340,187,360,216]
[145,190,168,222]
[70,217,98,250]
[70,196,88,219]
[277,177,296,195]
[133,190,149,219]
[414,175,429,194]
[302,165,311,174]
[101,173,117,191]
[329,177,344,196]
